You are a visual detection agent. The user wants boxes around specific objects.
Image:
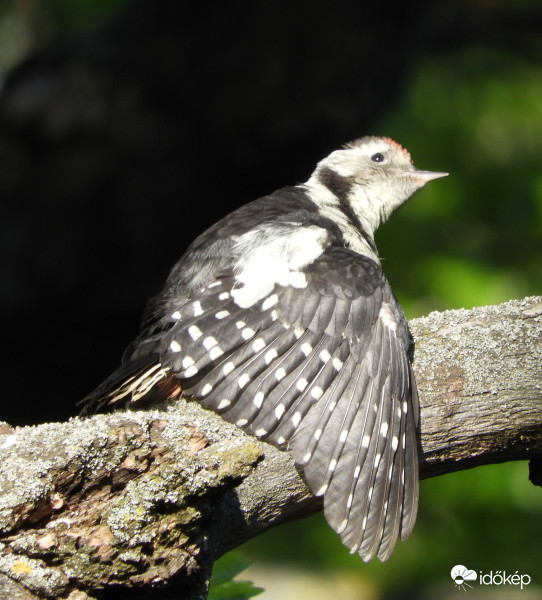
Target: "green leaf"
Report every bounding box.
[209,552,264,600]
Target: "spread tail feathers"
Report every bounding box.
[79,355,182,415]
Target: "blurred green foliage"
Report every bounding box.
[378,49,542,318]
[0,2,540,598]
[38,0,126,31]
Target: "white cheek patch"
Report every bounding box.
[231,225,328,308]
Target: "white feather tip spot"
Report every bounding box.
[253,392,264,408]
[169,340,181,353]
[301,342,313,356]
[275,403,285,419]
[275,367,286,381]
[238,373,251,389]
[200,383,213,396]
[316,484,327,496]
[184,365,199,378]
[252,338,266,352]
[188,325,202,341]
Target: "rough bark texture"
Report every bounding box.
[0,296,541,599]
[414,296,542,476]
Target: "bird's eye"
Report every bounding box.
[371,153,385,163]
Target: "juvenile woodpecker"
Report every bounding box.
[81,136,447,561]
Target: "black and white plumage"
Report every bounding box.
[81,136,447,561]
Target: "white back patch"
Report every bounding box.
[231,225,328,308]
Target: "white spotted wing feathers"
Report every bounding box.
[115,242,419,561]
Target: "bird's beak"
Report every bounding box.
[406,169,449,184]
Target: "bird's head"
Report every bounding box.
[307,136,448,237]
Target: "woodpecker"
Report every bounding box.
[81,136,447,561]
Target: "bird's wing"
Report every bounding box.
[80,236,418,562]
[129,242,419,561]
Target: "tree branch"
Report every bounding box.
[0,296,541,599]
[413,296,542,476]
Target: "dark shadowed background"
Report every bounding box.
[0,1,541,598]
